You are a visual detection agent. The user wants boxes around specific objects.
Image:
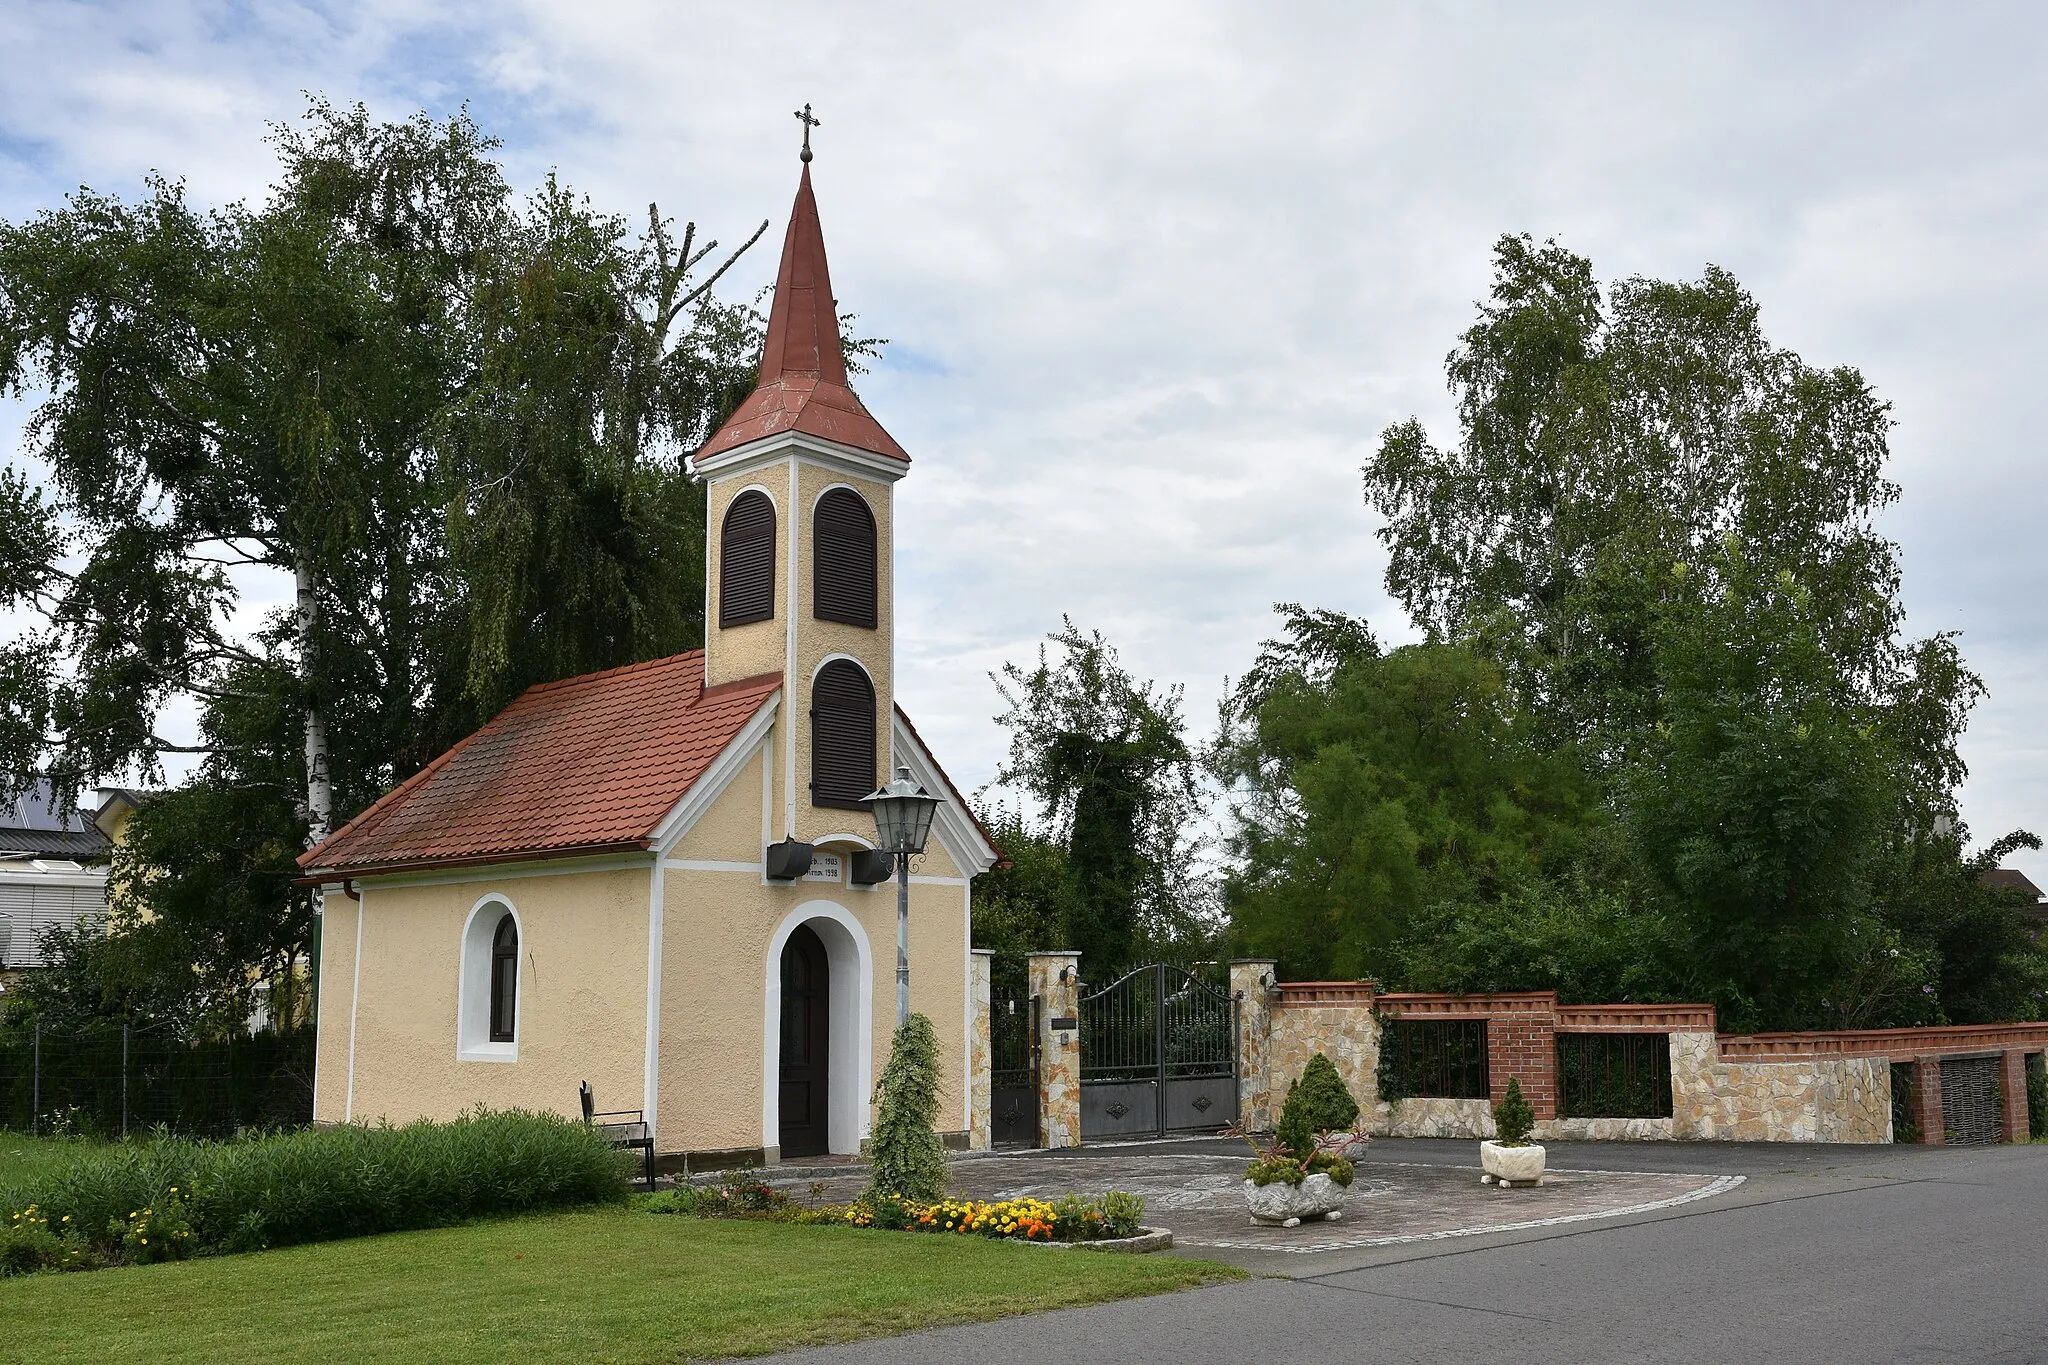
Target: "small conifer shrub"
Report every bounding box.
[1493,1077,1536,1146]
[863,1013,949,1205]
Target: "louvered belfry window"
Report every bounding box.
[813,487,878,628]
[811,659,877,808]
[720,490,777,627]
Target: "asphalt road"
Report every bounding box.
[772,1139,2048,1365]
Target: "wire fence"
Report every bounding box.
[0,1024,314,1139]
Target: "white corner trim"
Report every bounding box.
[693,430,909,486]
[345,886,365,1122]
[646,693,782,854]
[643,858,664,1135]
[785,458,800,839]
[890,711,999,877]
[908,874,971,886]
[809,480,876,515]
[812,831,877,849]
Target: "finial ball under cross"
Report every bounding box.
[795,104,821,164]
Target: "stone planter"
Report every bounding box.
[1244,1171,1349,1227]
[1480,1140,1546,1186]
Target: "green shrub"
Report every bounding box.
[864,1013,948,1205]
[646,1170,787,1217]
[1493,1077,1535,1145]
[1244,1150,1354,1189]
[0,1205,93,1275]
[1291,1054,1361,1133]
[0,1108,630,1265]
[1099,1190,1145,1238]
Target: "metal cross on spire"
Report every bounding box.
[794,104,821,164]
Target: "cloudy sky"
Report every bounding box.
[3,2,2045,875]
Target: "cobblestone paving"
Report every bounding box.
[771,1147,1738,1254]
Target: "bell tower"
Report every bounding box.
[692,140,909,848]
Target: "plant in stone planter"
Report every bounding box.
[1480,1077,1546,1187]
[1242,1055,1362,1227]
[1291,1053,1373,1159]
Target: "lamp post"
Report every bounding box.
[865,765,942,1027]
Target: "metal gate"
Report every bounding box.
[1079,964,1237,1139]
[1941,1055,2002,1145]
[990,988,1039,1147]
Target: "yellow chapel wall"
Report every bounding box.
[313,864,650,1127]
[658,722,973,1155]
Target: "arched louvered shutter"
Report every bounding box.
[720,490,776,627]
[811,659,877,808]
[813,487,877,628]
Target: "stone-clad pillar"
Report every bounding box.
[1999,1049,2030,1144]
[1912,1056,1944,1145]
[1028,952,1081,1149]
[968,950,993,1151]
[1231,960,1277,1132]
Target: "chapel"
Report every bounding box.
[300,146,999,1166]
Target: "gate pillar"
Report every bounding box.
[1912,1056,1944,1144]
[1999,1049,2030,1144]
[1231,960,1277,1132]
[968,950,993,1152]
[1028,951,1082,1148]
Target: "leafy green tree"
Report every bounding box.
[0,99,765,1027]
[967,805,1076,957]
[992,620,1212,972]
[1213,609,1598,982]
[1364,234,1903,763]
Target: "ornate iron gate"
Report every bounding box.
[990,988,1039,1147]
[1940,1055,2002,1145]
[1079,964,1237,1139]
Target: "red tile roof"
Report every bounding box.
[300,654,780,877]
[693,164,908,466]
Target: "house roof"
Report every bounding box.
[300,654,782,878]
[692,163,908,466]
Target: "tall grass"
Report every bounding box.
[0,1109,631,1259]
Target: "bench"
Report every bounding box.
[580,1081,655,1189]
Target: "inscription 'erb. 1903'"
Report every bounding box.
[802,852,844,883]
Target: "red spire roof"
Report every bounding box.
[694,165,908,465]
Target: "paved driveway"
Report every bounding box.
[768,1139,2048,1364]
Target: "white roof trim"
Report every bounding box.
[647,691,781,855]
[890,710,999,877]
[691,430,909,486]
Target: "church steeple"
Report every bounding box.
[693,152,907,466]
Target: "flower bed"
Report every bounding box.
[648,1171,1145,1244]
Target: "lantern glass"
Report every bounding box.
[866,765,941,855]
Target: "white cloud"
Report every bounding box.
[5,0,2048,876]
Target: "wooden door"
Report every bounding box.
[777,925,831,1158]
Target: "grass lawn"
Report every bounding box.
[0,1204,1244,1363]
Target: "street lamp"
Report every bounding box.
[865,765,942,1027]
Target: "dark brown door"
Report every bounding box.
[778,925,831,1158]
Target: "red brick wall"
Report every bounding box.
[1487,1011,1558,1120]
[2000,1050,2031,1144]
[1912,1057,1944,1145]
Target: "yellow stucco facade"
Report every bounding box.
[313,431,990,1163]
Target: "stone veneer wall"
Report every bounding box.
[1230,973,1900,1145]
[1670,1032,1891,1142]
[1029,951,1081,1149]
[967,951,992,1152]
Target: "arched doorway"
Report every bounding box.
[777,924,832,1158]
